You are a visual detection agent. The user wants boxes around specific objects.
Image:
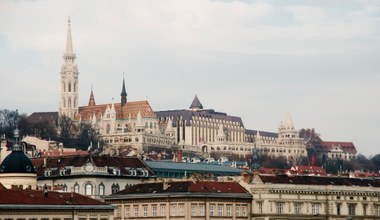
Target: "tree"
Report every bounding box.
[371,154,380,171]
[58,115,74,147]
[299,128,323,165]
[18,114,57,140]
[74,123,99,151]
[0,109,19,138]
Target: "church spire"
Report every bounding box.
[65,16,74,55]
[121,76,127,107]
[60,17,79,119]
[88,85,96,106]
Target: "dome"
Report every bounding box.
[0,151,36,173]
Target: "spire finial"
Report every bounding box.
[65,17,74,55]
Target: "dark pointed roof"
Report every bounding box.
[88,88,96,106]
[121,78,127,97]
[121,77,127,107]
[189,95,203,110]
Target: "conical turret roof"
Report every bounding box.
[189,95,203,110]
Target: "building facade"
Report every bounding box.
[242,174,380,220]
[31,155,155,199]
[0,187,114,220]
[105,181,252,220]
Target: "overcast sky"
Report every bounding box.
[1,0,379,156]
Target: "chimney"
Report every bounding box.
[43,184,48,197]
[162,180,170,190]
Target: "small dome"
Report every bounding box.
[0,151,36,173]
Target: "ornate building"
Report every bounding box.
[31,155,155,199]
[156,97,307,159]
[242,174,380,220]
[105,180,252,220]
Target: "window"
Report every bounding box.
[143,206,148,217]
[312,204,320,215]
[152,205,157,217]
[218,205,223,216]
[258,202,263,214]
[191,204,196,216]
[363,204,367,216]
[236,205,240,217]
[171,204,177,216]
[199,204,205,216]
[210,204,215,216]
[276,203,284,214]
[74,183,79,193]
[336,203,341,215]
[375,205,380,216]
[348,204,356,216]
[85,183,93,196]
[227,205,232,216]
[99,183,105,196]
[242,205,247,216]
[178,204,184,216]
[294,203,302,214]
[160,205,166,216]
[134,206,139,217]
[125,206,130,218]
[115,206,121,218]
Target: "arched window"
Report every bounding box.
[99,183,105,196]
[85,183,93,196]
[63,83,66,92]
[74,82,76,92]
[63,98,66,108]
[68,98,72,108]
[68,82,71,92]
[74,183,79,193]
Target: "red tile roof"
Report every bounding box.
[77,100,155,120]
[319,141,357,154]
[0,189,107,206]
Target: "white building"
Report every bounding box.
[242,174,380,220]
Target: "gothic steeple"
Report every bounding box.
[121,77,127,107]
[88,85,96,106]
[60,17,79,119]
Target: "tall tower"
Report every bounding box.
[60,17,79,119]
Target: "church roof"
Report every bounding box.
[77,100,155,121]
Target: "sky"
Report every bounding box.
[1,0,379,156]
